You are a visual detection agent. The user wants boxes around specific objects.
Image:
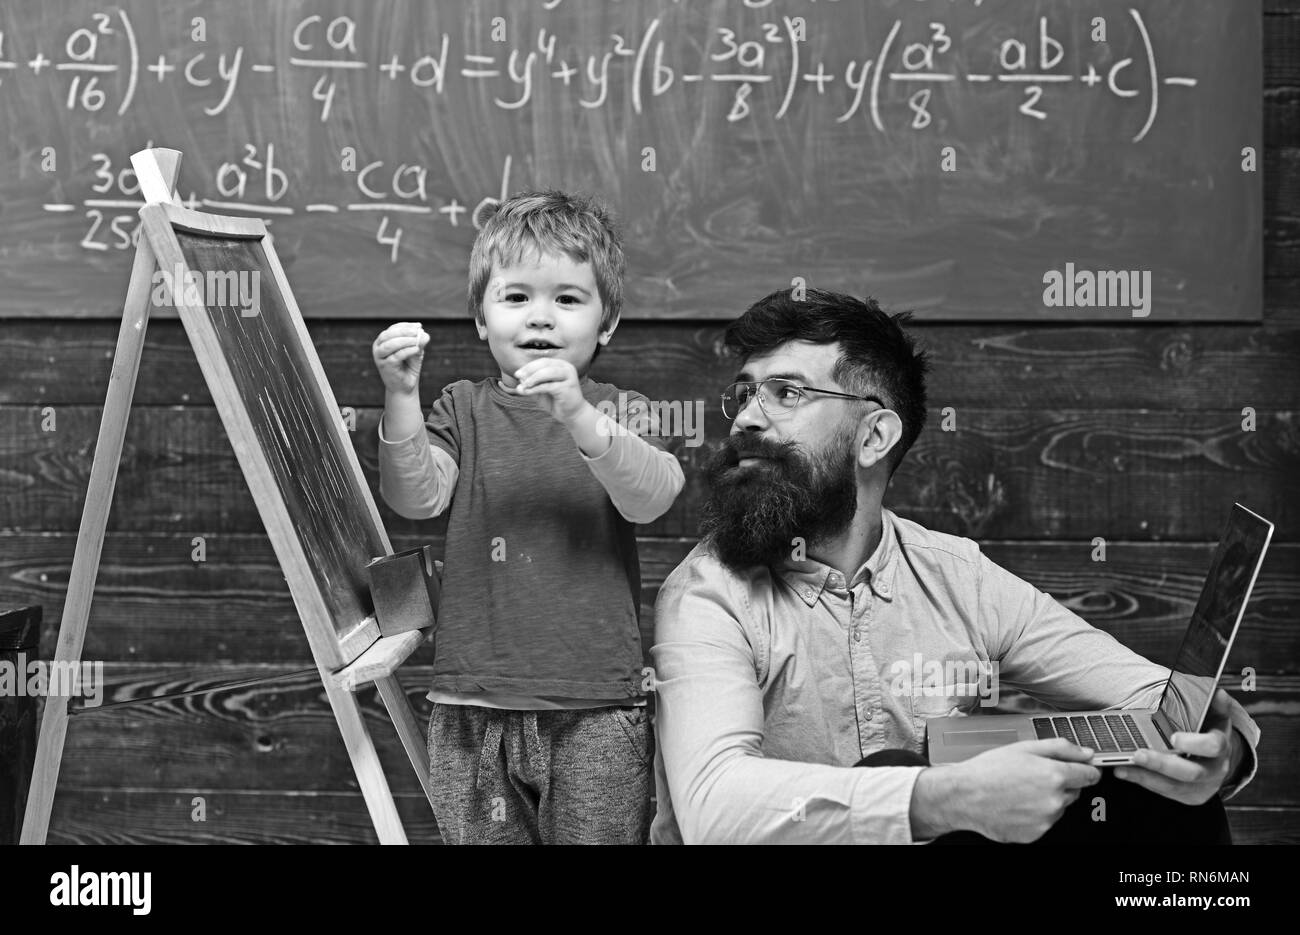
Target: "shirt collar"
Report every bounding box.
[777,508,898,607]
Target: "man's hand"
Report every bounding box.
[913,739,1100,843]
[511,358,589,425]
[1112,689,1239,805]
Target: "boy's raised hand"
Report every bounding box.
[512,358,588,424]
[372,322,429,396]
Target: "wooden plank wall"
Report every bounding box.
[3,7,1298,845]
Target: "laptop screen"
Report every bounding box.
[1155,505,1273,734]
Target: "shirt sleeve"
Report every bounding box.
[376,386,461,520]
[652,558,923,844]
[580,390,684,524]
[978,550,1261,799]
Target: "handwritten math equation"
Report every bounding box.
[8,3,1201,265]
[44,144,515,264]
[3,6,1196,135]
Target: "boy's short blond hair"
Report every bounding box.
[468,190,626,332]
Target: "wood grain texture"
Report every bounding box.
[2,405,1295,540]
[39,789,1300,845]
[38,666,1300,807]
[46,790,444,845]
[5,319,1300,409]
[2,534,1296,668]
[1267,8,1300,86]
[40,790,1300,847]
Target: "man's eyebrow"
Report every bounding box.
[733,370,812,383]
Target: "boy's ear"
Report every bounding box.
[474,317,488,341]
[597,314,620,345]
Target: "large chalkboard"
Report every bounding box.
[1,0,1261,320]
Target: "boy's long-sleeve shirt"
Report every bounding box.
[378,375,684,703]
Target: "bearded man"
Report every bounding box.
[648,288,1260,845]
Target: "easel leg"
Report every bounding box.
[320,675,409,844]
[375,674,436,812]
[21,237,159,845]
[21,698,70,845]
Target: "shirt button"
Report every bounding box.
[802,588,814,600]
[878,581,890,595]
[828,573,841,588]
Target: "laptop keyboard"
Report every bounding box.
[1031,713,1149,753]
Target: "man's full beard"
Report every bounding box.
[698,427,859,572]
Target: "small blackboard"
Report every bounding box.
[140,204,390,667]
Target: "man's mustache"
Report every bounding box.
[717,434,799,465]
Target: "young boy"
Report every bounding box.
[371,190,684,844]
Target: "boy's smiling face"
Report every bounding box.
[477,249,615,388]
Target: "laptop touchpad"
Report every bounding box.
[944,730,1020,745]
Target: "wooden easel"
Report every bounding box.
[22,148,435,845]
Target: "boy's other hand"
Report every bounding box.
[512,358,588,424]
[373,322,429,396]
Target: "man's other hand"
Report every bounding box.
[914,739,1101,843]
[1113,689,1238,806]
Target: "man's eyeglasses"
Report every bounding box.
[720,378,884,420]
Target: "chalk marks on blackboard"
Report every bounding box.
[6,6,1197,135]
[174,231,385,641]
[24,3,1204,265]
[45,146,513,264]
[4,2,1255,322]
[17,9,143,116]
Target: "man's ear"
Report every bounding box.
[857,410,904,472]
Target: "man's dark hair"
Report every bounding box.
[723,288,930,477]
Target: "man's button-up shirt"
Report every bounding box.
[649,508,1260,844]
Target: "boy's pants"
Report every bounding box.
[428,702,653,844]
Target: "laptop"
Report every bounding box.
[926,503,1273,767]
